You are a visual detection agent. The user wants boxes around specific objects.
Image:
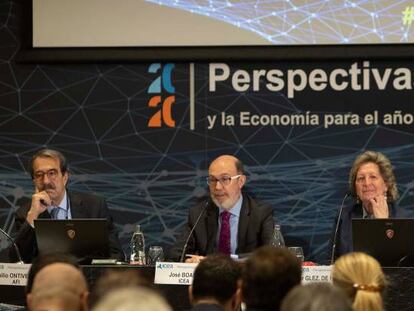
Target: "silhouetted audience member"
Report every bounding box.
[26,252,79,294]
[281,283,352,311]
[332,252,387,311]
[189,254,241,311]
[92,287,171,311]
[90,269,151,307]
[0,253,79,311]
[27,262,89,311]
[241,246,301,311]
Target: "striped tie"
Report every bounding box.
[218,211,231,254]
[50,207,59,219]
[50,207,65,219]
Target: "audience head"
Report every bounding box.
[27,262,89,311]
[190,254,241,310]
[29,287,83,311]
[207,155,246,210]
[90,269,151,307]
[242,246,302,311]
[332,252,386,311]
[348,151,398,205]
[26,252,79,294]
[92,287,171,311]
[281,283,352,311]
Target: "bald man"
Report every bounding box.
[27,263,89,311]
[169,155,274,262]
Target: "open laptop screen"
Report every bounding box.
[352,218,414,267]
[34,218,110,263]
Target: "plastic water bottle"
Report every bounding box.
[270,224,285,248]
[130,225,146,265]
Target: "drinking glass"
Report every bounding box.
[288,246,304,262]
[147,246,164,266]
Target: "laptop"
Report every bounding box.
[34,218,110,263]
[352,218,414,267]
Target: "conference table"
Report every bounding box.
[1,265,414,311]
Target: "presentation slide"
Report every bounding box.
[33,0,414,47]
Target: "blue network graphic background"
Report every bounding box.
[0,1,414,264]
[147,0,413,44]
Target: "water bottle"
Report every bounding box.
[130,225,146,265]
[270,224,285,248]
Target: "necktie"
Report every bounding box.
[51,207,64,219]
[218,211,231,254]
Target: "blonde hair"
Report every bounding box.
[332,252,386,311]
[348,151,399,203]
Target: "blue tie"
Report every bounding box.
[51,207,64,219]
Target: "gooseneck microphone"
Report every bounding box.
[330,192,350,265]
[0,227,24,264]
[179,200,209,263]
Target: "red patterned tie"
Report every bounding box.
[218,211,231,254]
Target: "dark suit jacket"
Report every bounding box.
[13,191,124,263]
[332,202,397,260]
[168,194,274,261]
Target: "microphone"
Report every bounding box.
[179,200,209,263]
[0,227,24,264]
[330,192,350,265]
[397,255,408,267]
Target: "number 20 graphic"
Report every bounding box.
[147,63,176,128]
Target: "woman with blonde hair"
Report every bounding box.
[332,252,386,311]
[332,150,399,259]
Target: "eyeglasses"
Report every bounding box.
[33,169,59,181]
[206,175,241,186]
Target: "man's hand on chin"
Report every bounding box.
[27,191,52,226]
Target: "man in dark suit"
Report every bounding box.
[169,155,274,263]
[189,254,241,311]
[13,148,124,263]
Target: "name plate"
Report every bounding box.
[0,263,31,286]
[302,265,332,284]
[154,262,197,285]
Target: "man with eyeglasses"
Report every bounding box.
[169,155,274,263]
[13,148,124,263]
